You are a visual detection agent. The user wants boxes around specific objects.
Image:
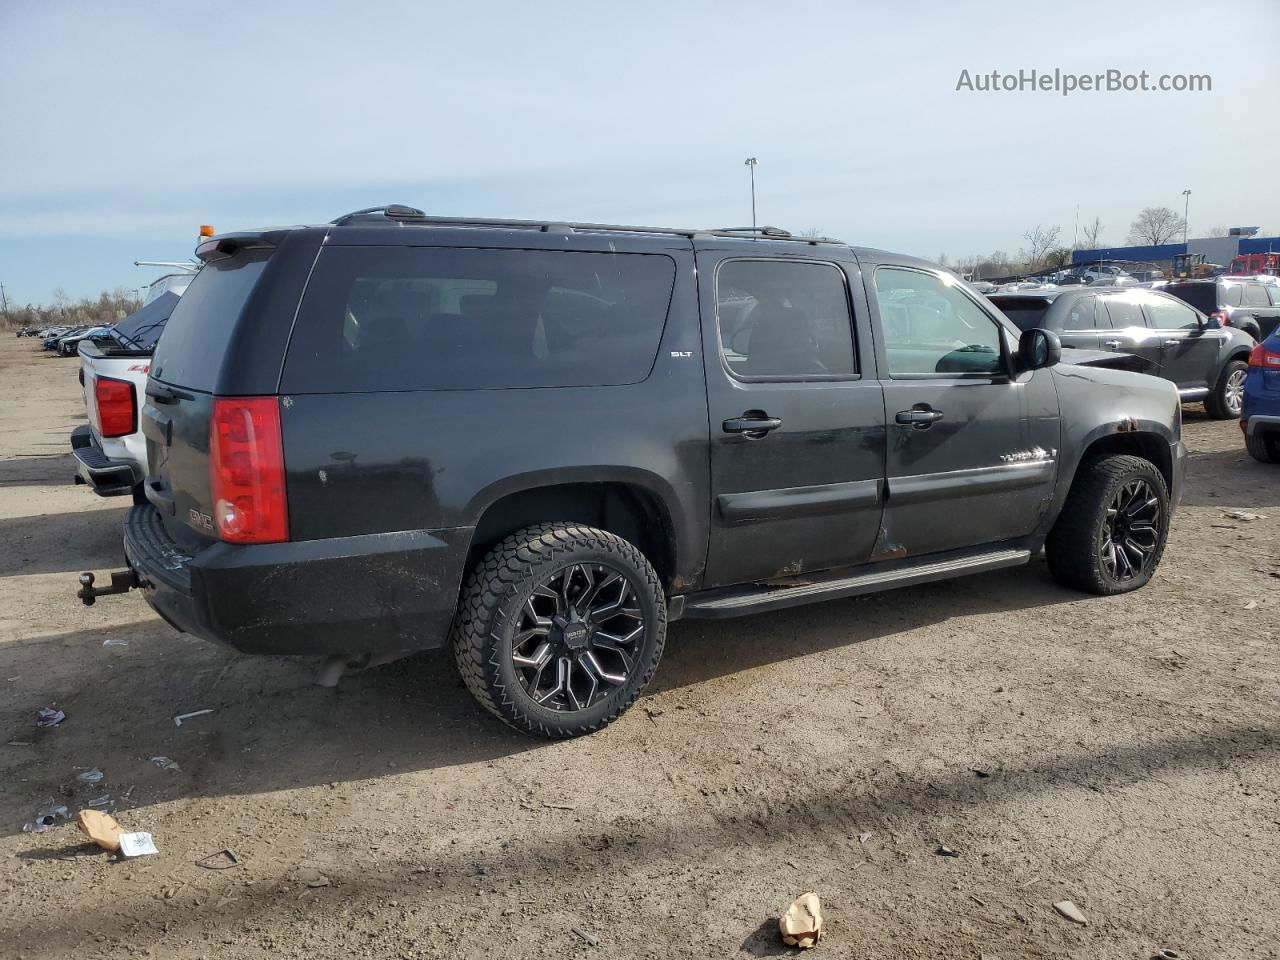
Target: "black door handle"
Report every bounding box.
[895,408,944,427]
[723,414,782,438]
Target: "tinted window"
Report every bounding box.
[988,297,1048,332]
[1162,282,1217,313]
[1144,294,1199,330]
[715,260,855,379]
[1222,283,1244,307]
[1103,296,1146,328]
[283,247,675,392]
[1244,283,1271,307]
[1064,296,1101,330]
[874,267,1004,376]
[152,253,270,390]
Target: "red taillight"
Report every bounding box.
[209,397,288,543]
[1248,342,1280,368]
[94,376,136,438]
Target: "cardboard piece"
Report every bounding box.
[77,809,122,851]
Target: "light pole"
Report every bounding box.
[744,157,758,231]
[1181,189,1191,245]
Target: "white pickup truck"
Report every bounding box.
[71,273,192,500]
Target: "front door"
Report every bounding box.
[1142,291,1223,391]
[698,250,886,588]
[868,265,1060,558]
[1099,293,1165,374]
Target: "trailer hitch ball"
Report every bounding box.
[76,570,138,606]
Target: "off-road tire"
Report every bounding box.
[1205,359,1248,419]
[1046,454,1170,595]
[1245,429,1280,464]
[451,522,666,738]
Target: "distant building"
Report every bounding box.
[1073,235,1280,268]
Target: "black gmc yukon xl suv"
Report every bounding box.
[85,207,1187,738]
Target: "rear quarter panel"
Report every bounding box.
[78,345,152,468]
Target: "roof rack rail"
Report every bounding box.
[331,204,426,225]
[328,210,844,244]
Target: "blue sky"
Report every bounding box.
[1,0,1277,304]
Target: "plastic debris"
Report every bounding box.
[1222,510,1267,521]
[77,809,122,850]
[23,803,69,833]
[779,893,823,949]
[858,831,873,844]
[119,832,159,857]
[1053,900,1089,925]
[36,707,65,727]
[173,709,214,727]
[76,768,104,783]
[102,637,129,647]
[86,795,113,808]
[936,844,961,857]
[150,756,181,771]
[571,927,599,947]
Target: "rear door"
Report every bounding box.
[697,248,886,588]
[1244,281,1280,339]
[869,265,1060,557]
[1099,293,1165,374]
[1058,294,1101,351]
[1265,285,1280,339]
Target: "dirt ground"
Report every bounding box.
[0,333,1276,960]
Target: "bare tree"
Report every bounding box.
[1020,225,1062,270]
[1045,246,1073,270]
[1080,217,1106,249]
[1206,225,1231,237]
[1127,206,1186,245]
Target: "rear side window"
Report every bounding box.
[1222,283,1244,307]
[1064,296,1100,330]
[1244,283,1271,307]
[1269,285,1280,307]
[714,260,855,379]
[151,253,270,390]
[283,247,676,392]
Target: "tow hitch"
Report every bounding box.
[76,570,138,606]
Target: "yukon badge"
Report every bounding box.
[1000,447,1057,463]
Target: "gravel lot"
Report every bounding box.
[1,334,1277,959]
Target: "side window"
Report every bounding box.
[714,260,855,379]
[1065,296,1100,330]
[1222,283,1244,307]
[1144,295,1200,330]
[1244,283,1271,307]
[1268,285,1280,307]
[283,247,676,392]
[874,267,1005,377]
[1103,296,1145,329]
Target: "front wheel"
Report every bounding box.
[451,523,666,738]
[1047,455,1170,595]
[1205,360,1248,420]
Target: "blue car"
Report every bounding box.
[1242,330,1280,463]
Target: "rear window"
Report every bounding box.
[988,297,1049,331]
[282,247,676,392]
[1162,283,1217,313]
[110,291,180,353]
[151,252,270,390]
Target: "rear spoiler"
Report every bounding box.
[196,229,290,262]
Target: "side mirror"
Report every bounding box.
[1202,314,1222,330]
[1017,328,1061,372]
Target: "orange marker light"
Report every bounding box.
[199,224,215,237]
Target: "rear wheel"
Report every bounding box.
[1205,360,1248,419]
[1245,429,1280,464]
[1047,455,1169,595]
[451,522,666,738]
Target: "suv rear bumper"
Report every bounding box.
[123,503,473,656]
[1245,415,1280,437]
[71,425,141,496]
